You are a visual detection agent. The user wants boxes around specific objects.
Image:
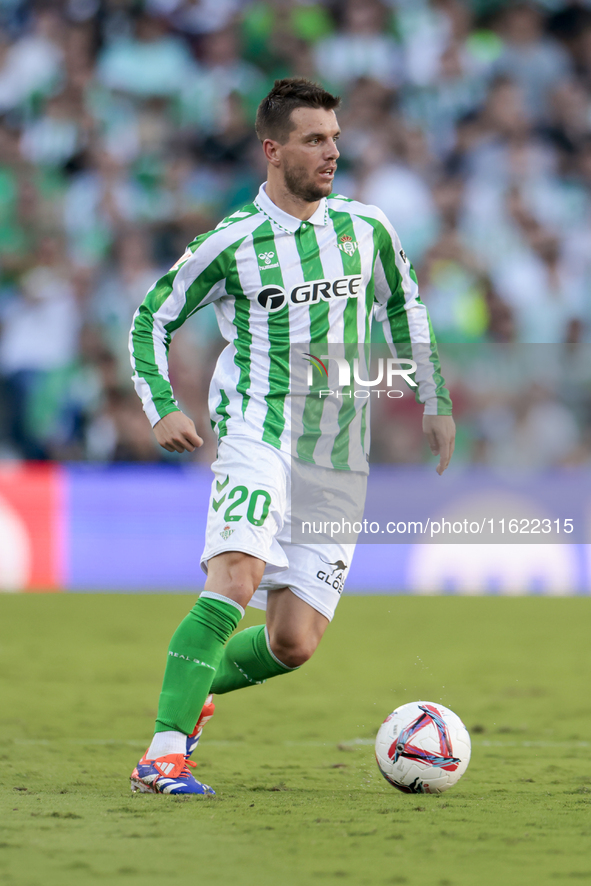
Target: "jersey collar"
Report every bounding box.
[255,182,329,234]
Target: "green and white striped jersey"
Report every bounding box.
[130,183,451,473]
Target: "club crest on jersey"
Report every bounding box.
[220,525,234,541]
[337,235,359,256]
[256,275,362,312]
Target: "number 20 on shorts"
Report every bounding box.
[219,485,272,527]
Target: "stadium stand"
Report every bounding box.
[0,0,589,466]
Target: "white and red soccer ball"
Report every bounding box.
[375,701,471,794]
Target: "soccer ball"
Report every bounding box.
[375,701,471,794]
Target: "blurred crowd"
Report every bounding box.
[1,0,591,465]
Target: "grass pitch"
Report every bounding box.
[1,594,590,886]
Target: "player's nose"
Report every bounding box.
[325,139,339,160]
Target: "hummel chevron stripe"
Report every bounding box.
[216,475,229,493]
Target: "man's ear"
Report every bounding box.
[263,138,281,167]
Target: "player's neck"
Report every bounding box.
[264,177,320,222]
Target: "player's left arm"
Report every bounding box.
[370,211,454,473]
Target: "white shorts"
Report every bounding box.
[200,436,366,622]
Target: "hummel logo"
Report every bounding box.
[399,248,408,263]
[258,251,275,265]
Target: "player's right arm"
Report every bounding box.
[129,230,238,449]
[152,411,203,453]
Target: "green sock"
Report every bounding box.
[155,594,243,734]
[210,625,297,694]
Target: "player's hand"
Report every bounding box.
[153,411,203,453]
[422,414,455,476]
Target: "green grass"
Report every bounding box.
[1,594,590,886]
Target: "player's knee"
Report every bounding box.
[205,551,265,608]
[269,635,317,669]
[204,573,255,608]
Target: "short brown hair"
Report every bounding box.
[255,78,340,144]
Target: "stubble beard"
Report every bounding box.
[283,159,332,204]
